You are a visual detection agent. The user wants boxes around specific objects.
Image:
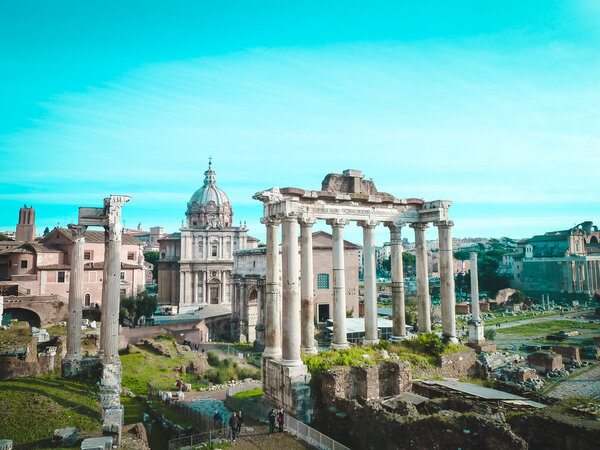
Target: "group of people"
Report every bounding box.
[227,410,244,442]
[268,408,285,434]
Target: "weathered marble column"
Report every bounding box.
[436,220,457,342]
[468,251,484,344]
[281,214,302,365]
[65,224,87,363]
[388,224,406,341]
[194,271,199,303]
[99,195,130,364]
[300,217,318,355]
[360,220,379,345]
[470,252,479,321]
[262,218,282,359]
[327,218,349,349]
[411,222,431,333]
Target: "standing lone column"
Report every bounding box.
[99,195,130,364]
[360,220,379,345]
[468,251,485,345]
[436,220,457,342]
[327,219,349,349]
[388,224,406,341]
[262,218,282,359]
[300,217,318,355]
[64,224,87,372]
[281,214,302,365]
[411,223,431,333]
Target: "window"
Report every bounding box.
[84,251,92,260]
[317,273,330,289]
[58,271,65,283]
[127,252,135,261]
[120,271,125,280]
[8,260,12,268]
[20,260,28,269]
[212,245,218,257]
[84,293,91,307]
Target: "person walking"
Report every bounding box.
[268,409,276,434]
[237,410,243,435]
[213,410,221,427]
[277,408,284,432]
[229,412,240,442]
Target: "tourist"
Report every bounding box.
[237,410,243,435]
[229,412,240,442]
[213,409,221,427]
[177,378,183,392]
[277,408,284,432]
[268,409,276,434]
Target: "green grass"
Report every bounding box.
[497,320,600,337]
[121,395,147,425]
[484,310,560,326]
[0,375,102,445]
[0,321,31,345]
[121,341,207,395]
[232,388,263,400]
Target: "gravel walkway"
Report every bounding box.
[547,364,600,400]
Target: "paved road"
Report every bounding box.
[547,364,600,400]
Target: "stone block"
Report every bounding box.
[53,427,78,447]
[80,436,113,450]
[555,346,581,364]
[62,359,81,377]
[527,352,564,375]
[0,439,12,450]
[102,407,123,445]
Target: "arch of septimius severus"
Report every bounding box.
[253,169,457,421]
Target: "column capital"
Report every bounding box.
[358,220,379,229]
[298,215,317,226]
[260,217,281,226]
[409,222,429,231]
[326,218,348,228]
[68,224,87,241]
[280,212,298,223]
[104,222,123,241]
[434,220,454,228]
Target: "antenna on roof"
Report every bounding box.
[208,156,213,169]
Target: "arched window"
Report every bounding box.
[84,293,91,307]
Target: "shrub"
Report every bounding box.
[404,333,446,356]
[484,328,496,340]
[206,351,219,367]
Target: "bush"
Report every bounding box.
[404,333,446,356]
[484,328,496,341]
[207,351,219,367]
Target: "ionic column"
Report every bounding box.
[411,222,431,333]
[281,214,302,365]
[65,224,87,361]
[262,218,282,359]
[470,252,479,321]
[99,195,130,364]
[360,220,379,345]
[300,217,318,355]
[327,218,349,349]
[436,220,457,342]
[388,224,406,340]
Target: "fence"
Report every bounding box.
[167,428,231,450]
[225,382,352,450]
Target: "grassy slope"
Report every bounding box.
[120,341,207,395]
[0,375,102,445]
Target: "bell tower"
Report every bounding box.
[15,205,36,242]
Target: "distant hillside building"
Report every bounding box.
[511,221,600,301]
[124,224,165,252]
[156,162,258,313]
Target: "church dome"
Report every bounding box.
[186,161,233,229]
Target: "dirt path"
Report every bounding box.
[547,363,600,400]
[232,419,315,449]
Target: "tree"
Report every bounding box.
[0,233,10,241]
[144,251,159,282]
[119,292,158,326]
[507,290,526,305]
[43,227,50,236]
[453,250,471,261]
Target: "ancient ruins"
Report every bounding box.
[253,169,459,419]
[62,194,131,446]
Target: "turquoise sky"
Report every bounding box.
[1,1,599,245]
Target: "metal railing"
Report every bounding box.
[226,382,352,450]
[168,428,231,450]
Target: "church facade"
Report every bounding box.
[157,162,258,312]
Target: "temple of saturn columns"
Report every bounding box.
[61,195,130,445]
[253,169,458,420]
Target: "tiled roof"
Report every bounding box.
[310,230,362,249]
[159,232,181,241]
[0,242,64,255]
[41,227,143,246]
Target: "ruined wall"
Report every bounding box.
[118,320,209,348]
[554,346,581,363]
[440,349,479,378]
[321,360,412,406]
